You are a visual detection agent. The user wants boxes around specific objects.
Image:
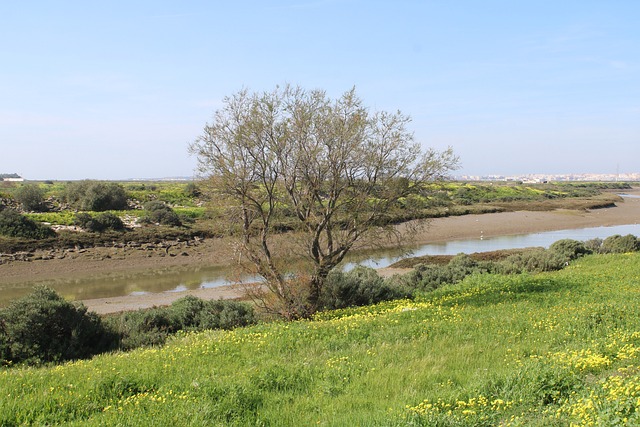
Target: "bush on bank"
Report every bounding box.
[105,296,257,350]
[13,183,47,212]
[74,212,125,232]
[0,208,56,239]
[0,288,257,366]
[141,200,182,227]
[0,286,114,365]
[320,266,409,310]
[63,181,128,211]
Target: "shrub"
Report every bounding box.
[600,234,640,253]
[403,254,491,293]
[106,297,256,350]
[13,183,47,212]
[0,208,56,239]
[143,201,182,226]
[0,286,113,365]
[170,296,256,331]
[497,248,567,274]
[584,238,603,253]
[109,308,174,350]
[196,299,257,330]
[184,182,201,197]
[0,319,9,365]
[63,181,128,211]
[169,295,206,330]
[74,212,125,232]
[319,266,407,310]
[549,239,591,260]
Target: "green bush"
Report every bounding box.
[74,212,125,232]
[497,249,568,274]
[106,297,256,350]
[184,182,201,197]
[600,234,640,253]
[193,299,257,330]
[63,181,128,211]
[0,286,114,365]
[109,308,174,350]
[143,201,182,226]
[583,238,603,253]
[320,266,407,310]
[0,319,9,365]
[169,295,206,329]
[403,254,491,293]
[549,239,591,260]
[0,208,56,239]
[14,184,47,212]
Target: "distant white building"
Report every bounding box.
[0,173,24,182]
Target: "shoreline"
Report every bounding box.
[2,190,639,314]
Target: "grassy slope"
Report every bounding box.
[2,253,640,426]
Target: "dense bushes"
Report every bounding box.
[0,208,56,239]
[398,254,492,293]
[0,287,256,366]
[74,212,125,232]
[13,184,47,212]
[63,180,128,211]
[548,239,590,260]
[385,239,603,295]
[142,201,182,226]
[313,247,585,310]
[105,296,256,350]
[0,286,114,365]
[496,249,569,274]
[320,267,408,310]
[600,234,640,253]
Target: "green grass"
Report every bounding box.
[23,211,77,226]
[2,255,640,425]
[174,206,207,219]
[123,181,199,206]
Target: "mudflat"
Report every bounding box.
[1,190,639,314]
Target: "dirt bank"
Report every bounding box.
[2,190,639,314]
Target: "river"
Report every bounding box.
[1,215,639,307]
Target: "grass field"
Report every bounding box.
[1,252,639,426]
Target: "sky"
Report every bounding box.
[1,1,638,180]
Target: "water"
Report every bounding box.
[137,223,640,291]
[2,223,640,306]
[342,223,640,270]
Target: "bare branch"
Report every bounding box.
[190,85,459,318]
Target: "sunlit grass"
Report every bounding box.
[1,253,640,425]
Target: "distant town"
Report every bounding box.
[2,172,640,183]
[458,173,640,183]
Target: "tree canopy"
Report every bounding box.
[190,85,458,318]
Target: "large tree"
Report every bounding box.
[190,85,458,318]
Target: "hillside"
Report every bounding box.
[1,252,639,425]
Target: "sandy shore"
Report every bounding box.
[2,190,639,314]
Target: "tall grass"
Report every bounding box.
[1,253,639,425]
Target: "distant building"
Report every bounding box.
[0,173,24,182]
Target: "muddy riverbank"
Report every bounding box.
[1,190,639,314]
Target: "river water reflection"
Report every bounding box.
[2,223,639,305]
[343,223,640,270]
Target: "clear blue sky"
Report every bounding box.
[1,1,638,180]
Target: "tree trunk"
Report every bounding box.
[307,274,324,316]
